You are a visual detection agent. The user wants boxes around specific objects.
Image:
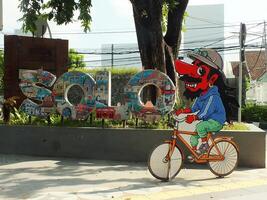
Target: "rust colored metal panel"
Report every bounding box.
[4,35,68,106]
[4,35,21,102]
[55,39,69,78]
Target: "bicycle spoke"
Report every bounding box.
[148,143,183,181]
[226,161,232,173]
[223,142,230,155]
[208,140,238,177]
[227,146,235,155]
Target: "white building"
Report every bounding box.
[182,4,224,60]
[247,74,267,104]
[231,51,267,104]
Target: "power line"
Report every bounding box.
[187,15,224,26]
[85,61,142,68]
[48,22,263,35]
[246,22,265,31]
[73,35,247,55]
[246,35,263,44]
[51,30,137,35]
[244,27,265,78]
[201,35,237,48]
[82,56,141,63]
[49,24,239,34]
[187,17,264,27]
[0,43,262,56]
[184,36,236,45]
[185,22,261,31]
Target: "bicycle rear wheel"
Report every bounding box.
[148,142,183,181]
[208,139,239,177]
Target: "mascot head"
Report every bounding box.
[175,48,223,99]
[175,48,239,123]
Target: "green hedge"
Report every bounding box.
[242,104,267,122]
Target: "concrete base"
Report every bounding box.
[0,125,266,168]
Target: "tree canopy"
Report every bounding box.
[19,0,92,33]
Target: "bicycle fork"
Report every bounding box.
[164,138,176,163]
[163,138,177,180]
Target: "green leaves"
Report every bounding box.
[19,0,39,33]
[161,0,188,33]
[68,48,86,69]
[161,3,168,33]
[18,0,92,33]
[48,0,76,24]
[242,104,267,122]
[78,0,92,32]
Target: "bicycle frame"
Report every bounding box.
[165,129,236,164]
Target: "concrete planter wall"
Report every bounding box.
[0,125,266,168]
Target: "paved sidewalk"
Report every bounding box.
[0,154,267,200]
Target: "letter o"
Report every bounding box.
[124,69,176,121]
[53,71,96,120]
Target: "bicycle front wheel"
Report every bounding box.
[208,139,239,177]
[148,143,183,181]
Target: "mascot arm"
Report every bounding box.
[186,114,199,124]
[175,108,192,116]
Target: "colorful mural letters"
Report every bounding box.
[53,71,96,120]
[95,71,111,106]
[19,69,176,121]
[19,69,56,117]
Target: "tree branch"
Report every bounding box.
[164,0,189,58]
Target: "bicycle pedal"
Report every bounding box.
[187,155,195,163]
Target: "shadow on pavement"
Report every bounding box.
[1,154,261,199]
[0,154,224,199]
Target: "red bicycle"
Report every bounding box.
[148,114,239,181]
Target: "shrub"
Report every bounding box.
[68,49,86,69]
[242,104,267,122]
[223,122,249,130]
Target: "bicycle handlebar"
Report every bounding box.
[172,115,186,122]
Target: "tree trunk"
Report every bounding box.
[131,0,165,72]
[130,0,189,105]
[131,0,165,103]
[164,0,189,106]
[164,0,188,85]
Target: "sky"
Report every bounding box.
[0,0,267,65]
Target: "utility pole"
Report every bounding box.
[238,23,246,122]
[264,21,267,68]
[111,44,114,68]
